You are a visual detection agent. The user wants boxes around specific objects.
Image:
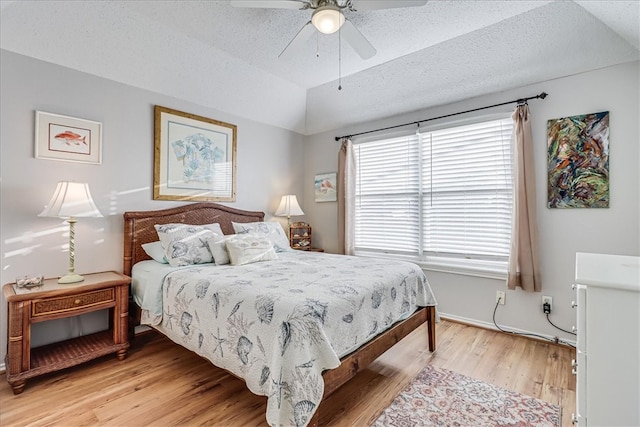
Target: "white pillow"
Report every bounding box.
[206,235,235,265]
[232,221,291,252]
[142,241,168,264]
[155,223,224,267]
[225,234,278,266]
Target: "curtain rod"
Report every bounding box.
[334,92,548,141]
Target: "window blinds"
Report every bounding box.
[355,117,514,263]
[355,135,421,255]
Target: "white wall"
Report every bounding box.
[303,61,640,341]
[0,50,306,364]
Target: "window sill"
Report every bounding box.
[355,251,508,281]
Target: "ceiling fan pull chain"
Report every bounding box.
[338,23,342,90]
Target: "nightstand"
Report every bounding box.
[3,271,131,394]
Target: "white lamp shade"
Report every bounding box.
[275,195,304,217]
[312,6,345,34]
[39,182,103,218]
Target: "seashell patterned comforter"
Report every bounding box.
[132,250,436,427]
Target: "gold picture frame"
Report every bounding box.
[154,106,237,202]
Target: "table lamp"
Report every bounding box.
[39,181,103,284]
[275,194,304,226]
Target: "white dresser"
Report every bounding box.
[573,252,640,426]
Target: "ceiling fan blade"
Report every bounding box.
[279,21,316,59]
[341,20,376,60]
[351,0,427,11]
[229,0,306,10]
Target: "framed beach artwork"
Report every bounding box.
[315,172,337,202]
[547,111,609,208]
[154,106,237,202]
[34,111,102,164]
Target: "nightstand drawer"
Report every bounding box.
[32,288,115,317]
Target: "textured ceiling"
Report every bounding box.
[1,0,638,135]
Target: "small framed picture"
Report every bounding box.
[35,111,102,164]
[315,172,337,202]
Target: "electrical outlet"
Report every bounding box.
[542,295,553,313]
[496,291,506,305]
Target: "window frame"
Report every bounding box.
[352,112,513,279]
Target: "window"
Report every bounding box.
[354,117,514,274]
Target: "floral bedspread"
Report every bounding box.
[139,251,436,427]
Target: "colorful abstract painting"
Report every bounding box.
[547,111,609,208]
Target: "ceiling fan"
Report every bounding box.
[230,0,427,60]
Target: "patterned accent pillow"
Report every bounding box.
[206,235,235,265]
[155,223,224,267]
[232,221,291,252]
[141,241,168,264]
[225,234,278,266]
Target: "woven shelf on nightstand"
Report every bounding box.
[289,222,313,250]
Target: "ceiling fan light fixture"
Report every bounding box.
[312,6,345,34]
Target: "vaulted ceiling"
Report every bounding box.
[1,0,638,135]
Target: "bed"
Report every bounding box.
[123,202,437,427]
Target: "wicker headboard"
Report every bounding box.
[122,202,265,276]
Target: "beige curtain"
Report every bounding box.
[508,104,541,291]
[338,138,356,255]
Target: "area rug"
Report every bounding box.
[371,365,561,426]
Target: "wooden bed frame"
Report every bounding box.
[123,202,436,426]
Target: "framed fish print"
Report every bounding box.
[34,111,102,164]
[153,106,237,202]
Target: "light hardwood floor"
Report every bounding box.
[0,319,576,426]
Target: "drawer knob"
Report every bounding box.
[74,299,81,305]
[571,300,578,308]
[572,326,577,333]
[571,284,576,290]
[571,359,577,367]
[571,413,578,424]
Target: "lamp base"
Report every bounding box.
[58,273,84,284]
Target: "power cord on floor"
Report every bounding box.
[546,313,576,336]
[492,300,576,348]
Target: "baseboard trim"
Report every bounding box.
[439,312,576,348]
[134,325,152,335]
